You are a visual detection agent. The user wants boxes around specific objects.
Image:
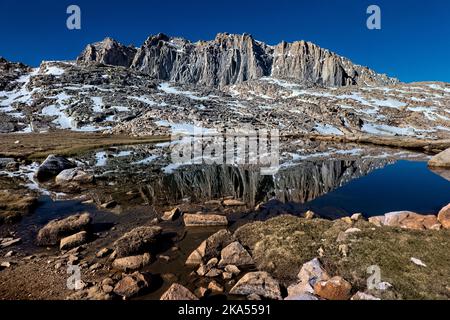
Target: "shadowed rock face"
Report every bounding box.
[77,33,398,88]
[77,37,137,68]
[139,159,388,207]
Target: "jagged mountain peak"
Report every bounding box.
[76,33,398,88]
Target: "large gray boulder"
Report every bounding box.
[37,213,91,246]
[113,226,162,258]
[35,155,76,182]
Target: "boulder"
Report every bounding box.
[303,210,315,219]
[96,247,111,258]
[185,229,234,266]
[112,253,151,271]
[183,213,228,227]
[35,155,76,182]
[59,231,88,250]
[428,148,450,168]
[160,283,198,300]
[208,280,224,293]
[369,211,441,230]
[287,258,330,297]
[55,168,94,185]
[37,213,91,246]
[314,276,352,300]
[113,226,162,258]
[229,272,282,300]
[161,207,181,221]
[113,272,151,298]
[218,241,254,267]
[438,203,450,229]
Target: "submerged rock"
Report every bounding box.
[230,272,282,300]
[113,226,162,258]
[59,231,88,250]
[37,213,91,246]
[183,213,228,227]
[35,155,75,182]
[160,283,198,300]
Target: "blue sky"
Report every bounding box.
[1,0,449,83]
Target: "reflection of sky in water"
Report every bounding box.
[307,160,450,217]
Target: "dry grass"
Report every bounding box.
[0,131,170,160]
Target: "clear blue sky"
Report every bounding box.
[1,0,449,83]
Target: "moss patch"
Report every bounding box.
[235,215,450,300]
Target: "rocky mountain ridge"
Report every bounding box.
[77,33,399,88]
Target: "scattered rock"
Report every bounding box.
[89,263,102,271]
[67,285,112,300]
[314,276,352,300]
[161,207,181,221]
[303,210,315,219]
[222,272,233,280]
[224,265,241,276]
[35,155,75,182]
[194,287,208,298]
[205,268,222,278]
[112,253,151,271]
[218,241,254,267]
[351,292,380,300]
[113,226,162,258]
[223,199,246,206]
[60,231,88,251]
[369,211,441,230]
[437,203,450,229]
[96,247,111,258]
[183,213,228,227]
[206,258,218,267]
[113,272,151,299]
[230,272,281,300]
[37,213,91,246]
[208,280,224,293]
[287,258,329,297]
[185,229,234,266]
[0,237,22,248]
[1,261,11,268]
[160,283,199,300]
[410,257,427,267]
[4,251,14,257]
[351,213,363,221]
